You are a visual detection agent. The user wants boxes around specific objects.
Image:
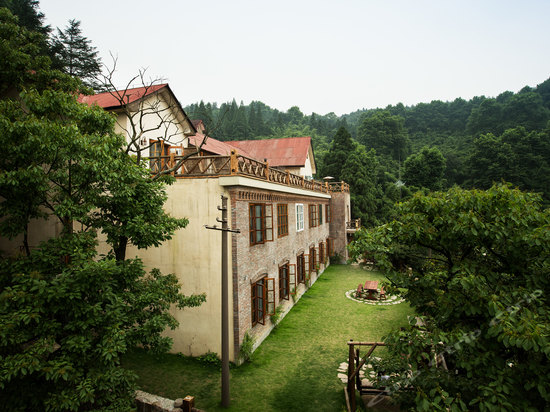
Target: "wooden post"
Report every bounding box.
[205,197,241,408]
[170,152,175,176]
[264,159,269,181]
[348,340,356,412]
[355,348,361,392]
[221,196,230,408]
[230,150,238,175]
[182,396,195,412]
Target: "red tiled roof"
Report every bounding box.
[226,137,312,167]
[188,134,234,156]
[78,84,168,109]
[188,134,255,158]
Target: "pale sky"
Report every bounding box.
[39,0,550,116]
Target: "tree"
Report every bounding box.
[403,146,446,190]
[466,98,504,137]
[233,101,250,139]
[357,110,410,162]
[340,146,382,226]
[535,76,550,109]
[286,105,304,125]
[467,126,550,204]
[349,184,550,411]
[502,90,550,131]
[467,132,517,189]
[320,126,355,181]
[99,61,202,165]
[0,11,205,409]
[52,19,102,90]
[0,0,53,60]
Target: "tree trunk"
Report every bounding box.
[23,224,30,257]
[114,236,128,261]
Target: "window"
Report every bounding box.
[249,203,273,246]
[277,204,288,237]
[309,246,317,274]
[318,204,323,225]
[279,263,289,300]
[309,204,318,228]
[296,204,304,232]
[289,263,296,295]
[251,276,275,326]
[297,253,305,284]
[326,204,331,223]
[319,242,325,265]
[150,140,170,173]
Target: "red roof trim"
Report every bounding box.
[78,84,167,110]
[226,137,312,168]
[78,84,196,135]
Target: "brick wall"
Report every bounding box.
[230,188,332,358]
[329,191,351,262]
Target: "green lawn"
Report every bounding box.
[123,264,413,411]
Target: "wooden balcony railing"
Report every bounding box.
[346,219,361,230]
[146,150,350,195]
[328,181,350,193]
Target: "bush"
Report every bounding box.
[238,332,255,363]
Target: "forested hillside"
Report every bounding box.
[186,78,550,225]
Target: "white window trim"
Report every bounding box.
[296,203,304,232]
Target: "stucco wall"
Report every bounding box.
[112,90,193,154]
[97,178,234,360]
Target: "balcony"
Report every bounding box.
[147,150,350,195]
[346,219,361,232]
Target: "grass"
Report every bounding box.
[123,264,413,411]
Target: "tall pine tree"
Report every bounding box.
[52,19,102,90]
[320,126,355,181]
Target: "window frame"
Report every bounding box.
[296,203,304,232]
[251,276,275,326]
[319,242,325,265]
[249,203,273,246]
[297,253,305,284]
[251,278,265,326]
[309,204,318,228]
[149,139,170,173]
[326,204,331,223]
[309,246,317,274]
[289,263,296,295]
[277,203,289,238]
[318,204,323,225]
[279,262,290,300]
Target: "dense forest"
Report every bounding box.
[4,0,548,228]
[186,79,550,226]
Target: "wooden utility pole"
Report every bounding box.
[205,195,239,408]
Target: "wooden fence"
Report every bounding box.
[146,150,349,195]
[345,341,387,412]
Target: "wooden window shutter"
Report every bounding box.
[266,277,275,315]
[258,280,266,325]
[265,204,273,241]
[289,264,296,295]
[315,247,319,273]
